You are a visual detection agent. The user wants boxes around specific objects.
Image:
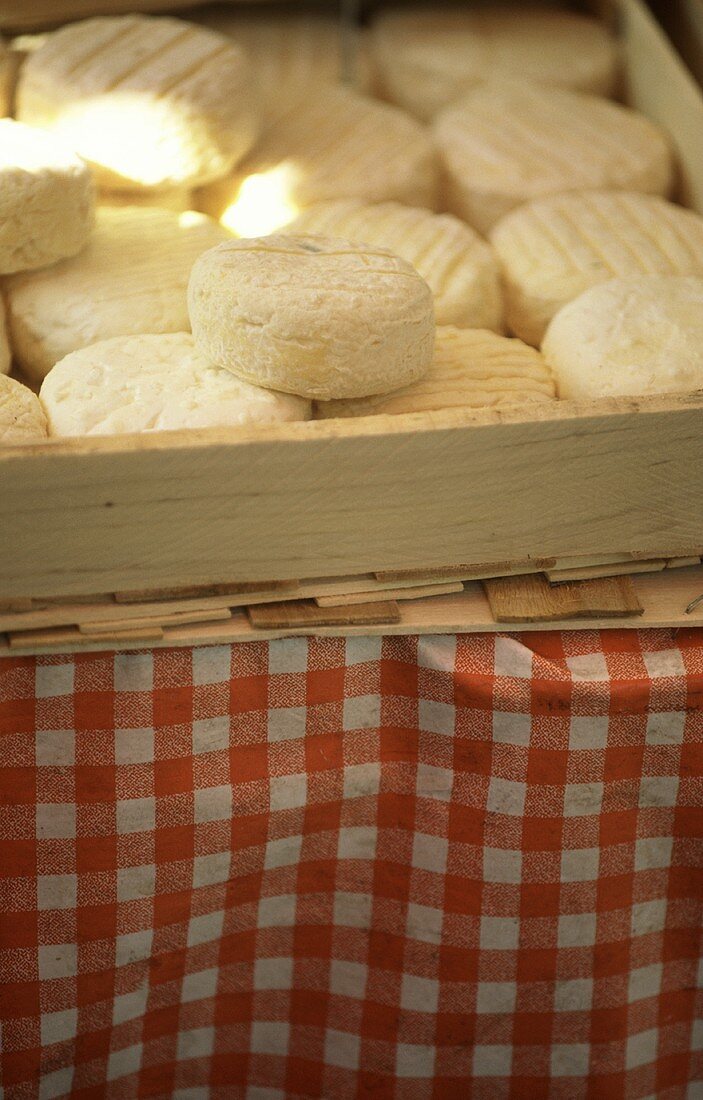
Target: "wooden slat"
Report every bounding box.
[2,565,703,655]
[374,559,556,584]
[77,608,232,635]
[8,625,164,649]
[3,392,703,600]
[0,598,33,613]
[622,0,703,211]
[114,580,299,603]
[546,560,667,583]
[483,574,644,624]
[248,600,401,629]
[315,582,464,608]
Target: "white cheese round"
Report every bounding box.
[16,14,259,190]
[434,83,674,235]
[40,333,311,437]
[542,276,703,400]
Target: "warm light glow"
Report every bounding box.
[178,210,207,229]
[51,96,191,188]
[221,165,299,237]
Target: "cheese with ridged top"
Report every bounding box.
[492,190,703,346]
[196,86,438,234]
[371,6,619,121]
[40,333,311,437]
[286,200,503,332]
[188,234,435,401]
[16,14,259,190]
[0,375,47,444]
[434,83,674,236]
[543,276,703,400]
[316,326,555,418]
[5,206,229,382]
[192,8,375,123]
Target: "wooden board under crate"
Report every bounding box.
[1,0,703,635]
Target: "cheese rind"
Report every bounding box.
[0,119,94,275]
[287,200,503,332]
[5,206,229,382]
[196,86,438,232]
[0,374,48,444]
[39,333,311,437]
[492,191,703,346]
[191,9,375,123]
[16,14,259,190]
[188,234,435,401]
[434,83,674,236]
[371,6,619,120]
[316,326,555,418]
[542,276,703,400]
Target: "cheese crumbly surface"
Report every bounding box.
[39,332,311,436]
[188,234,435,401]
[287,200,503,332]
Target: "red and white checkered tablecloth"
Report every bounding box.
[1,630,702,1099]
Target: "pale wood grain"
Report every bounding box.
[113,580,299,603]
[622,0,703,210]
[8,625,164,648]
[77,607,232,635]
[315,582,464,607]
[545,561,667,583]
[3,393,703,599]
[374,559,557,584]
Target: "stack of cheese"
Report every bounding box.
[3,3,703,445]
[490,191,703,399]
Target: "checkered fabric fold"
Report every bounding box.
[1,630,702,1099]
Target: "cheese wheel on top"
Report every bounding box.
[492,191,703,346]
[196,86,438,236]
[371,6,619,121]
[192,8,375,123]
[434,83,674,235]
[542,276,703,400]
[316,326,555,418]
[40,333,310,437]
[16,15,259,190]
[0,375,48,444]
[0,119,94,275]
[5,207,229,382]
[287,200,503,332]
[188,235,435,401]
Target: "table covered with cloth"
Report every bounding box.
[0,629,701,1099]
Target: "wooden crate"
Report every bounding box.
[1,0,703,605]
